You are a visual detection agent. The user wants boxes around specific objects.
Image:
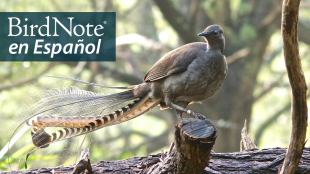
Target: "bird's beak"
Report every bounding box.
[198,31,208,36]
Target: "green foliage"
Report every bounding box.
[230,0,241,21]
[237,1,252,16]
[239,24,257,43]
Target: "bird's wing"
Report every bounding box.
[143,42,207,82]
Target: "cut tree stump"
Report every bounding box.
[147,118,217,174]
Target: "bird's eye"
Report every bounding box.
[213,30,219,36]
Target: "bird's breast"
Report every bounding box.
[162,53,227,102]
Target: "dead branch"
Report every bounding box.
[226,47,250,64]
[240,120,257,151]
[6,147,310,173]
[72,148,93,174]
[280,0,308,173]
[153,0,197,43]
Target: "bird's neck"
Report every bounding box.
[207,41,225,55]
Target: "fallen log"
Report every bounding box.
[5,147,310,173]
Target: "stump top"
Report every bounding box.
[181,118,215,139]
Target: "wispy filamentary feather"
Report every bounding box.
[19,80,159,152]
[28,86,136,120]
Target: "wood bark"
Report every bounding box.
[72,148,93,174]
[174,119,216,173]
[240,120,257,151]
[146,118,217,174]
[6,147,310,174]
[281,0,308,173]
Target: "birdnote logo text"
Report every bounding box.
[0,12,116,61]
[8,16,104,58]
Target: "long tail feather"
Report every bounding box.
[42,75,130,89]
[29,96,160,148]
[8,77,157,169]
[19,84,159,148]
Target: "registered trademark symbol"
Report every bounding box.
[103,21,107,24]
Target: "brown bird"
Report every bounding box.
[17,25,227,156]
[131,24,227,121]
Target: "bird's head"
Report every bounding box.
[198,25,225,53]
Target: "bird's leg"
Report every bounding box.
[168,102,206,120]
[176,110,183,123]
[174,101,189,125]
[165,100,206,120]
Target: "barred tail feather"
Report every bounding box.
[30,95,160,148]
[8,78,149,169]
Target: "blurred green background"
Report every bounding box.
[0,0,310,171]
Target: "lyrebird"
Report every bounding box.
[10,24,227,168]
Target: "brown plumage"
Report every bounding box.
[131,24,228,120]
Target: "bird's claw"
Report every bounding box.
[195,113,206,120]
[187,110,206,120]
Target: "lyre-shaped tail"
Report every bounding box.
[26,87,160,148]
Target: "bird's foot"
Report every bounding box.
[186,110,206,120]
